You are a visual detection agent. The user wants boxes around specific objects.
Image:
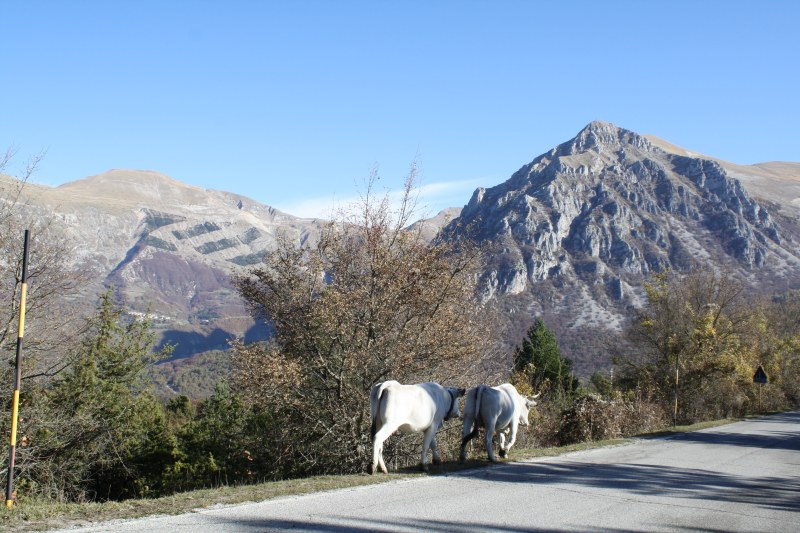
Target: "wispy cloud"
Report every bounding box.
[274,196,351,220]
[414,178,484,213]
[275,178,485,220]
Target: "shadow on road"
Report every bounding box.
[205,515,558,532]
[458,461,800,513]
[668,411,800,452]
[198,514,740,533]
[671,429,800,452]
[451,411,800,516]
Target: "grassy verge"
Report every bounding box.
[633,417,739,439]
[0,474,421,532]
[1,417,740,532]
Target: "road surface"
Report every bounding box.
[53,411,800,532]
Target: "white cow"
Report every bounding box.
[459,383,538,463]
[370,380,465,474]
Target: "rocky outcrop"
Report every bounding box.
[451,122,792,280]
[443,121,800,356]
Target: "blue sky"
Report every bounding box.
[4,1,798,219]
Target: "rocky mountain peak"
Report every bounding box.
[441,121,800,374]
[555,121,654,157]
[446,121,799,327]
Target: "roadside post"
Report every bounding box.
[5,230,30,508]
[753,365,768,412]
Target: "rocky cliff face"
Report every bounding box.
[443,121,800,370]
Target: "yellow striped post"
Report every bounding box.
[673,354,680,427]
[6,230,29,508]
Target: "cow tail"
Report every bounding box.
[370,381,391,442]
[463,384,485,445]
[472,384,485,435]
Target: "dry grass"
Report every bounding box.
[1,474,420,532]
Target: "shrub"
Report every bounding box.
[556,394,669,446]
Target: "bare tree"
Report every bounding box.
[231,167,502,474]
[0,150,87,496]
[0,149,85,363]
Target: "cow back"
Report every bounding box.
[372,381,450,435]
[476,383,527,432]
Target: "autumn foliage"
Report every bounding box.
[617,269,800,423]
[231,171,502,473]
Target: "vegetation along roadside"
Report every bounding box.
[0,417,743,532]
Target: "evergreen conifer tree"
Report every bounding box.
[39,288,175,500]
[513,319,577,400]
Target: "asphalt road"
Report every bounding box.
[54,411,800,532]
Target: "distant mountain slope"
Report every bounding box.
[407,207,462,241]
[20,169,326,357]
[643,135,800,218]
[442,121,800,373]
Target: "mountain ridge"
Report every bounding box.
[642,135,800,217]
[443,121,800,372]
[6,121,799,386]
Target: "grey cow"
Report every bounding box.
[459,383,538,462]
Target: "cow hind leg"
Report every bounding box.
[371,423,397,474]
[460,429,478,463]
[485,419,499,462]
